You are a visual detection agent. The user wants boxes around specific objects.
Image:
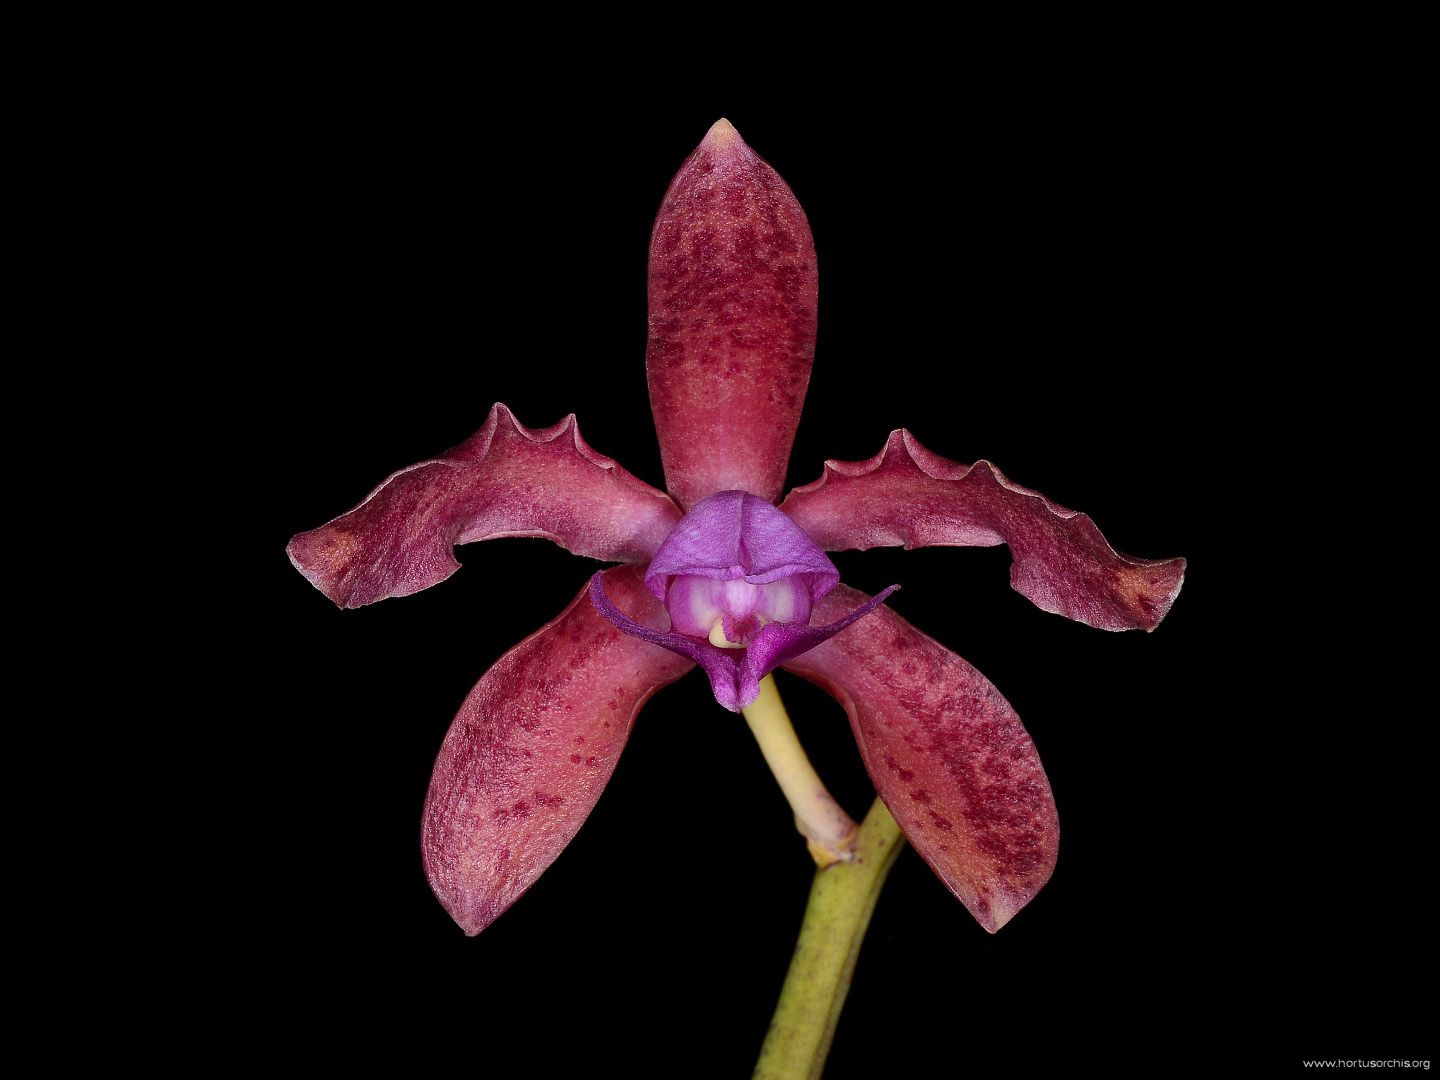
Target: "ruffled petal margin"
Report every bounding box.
[646,120,818,509]
[781,430,1185,631]
[288,404,681,608]
[782,585,1060,933]
[422,566,693,936]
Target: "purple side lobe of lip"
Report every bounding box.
[644,490,839,601]
[589,572,894,711]
[646,119,818,509]
[422,566,693,936]
[782,584,1060,933]
[287,403,681,608]
[781,430,1185,631]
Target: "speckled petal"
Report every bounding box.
[782,585,1059,933]
[422,566,692,936]
[781,430,1185,631]
[287,404,681,608]
[646,120,817,509]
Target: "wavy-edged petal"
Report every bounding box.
[781,430,1185,631]
[781,585,1059,933]
[422,566,692,936]
[287,403,681,608]
[589,572,896,713]
[646,119,818,509]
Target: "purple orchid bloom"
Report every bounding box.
[287,119,1184,939]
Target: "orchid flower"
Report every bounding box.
[288,118,1184,1072]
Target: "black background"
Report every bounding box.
[234,83,1422,1072]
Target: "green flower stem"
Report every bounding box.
[742,674,906,1079]
[754,797,906,1080]
[741,675,860,866]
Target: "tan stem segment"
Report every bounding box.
[753,798,906,1080]
[742,675,860,865]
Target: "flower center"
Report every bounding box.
[590,492,897,712]
[667,574,814,648]
[640,489,840,649]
